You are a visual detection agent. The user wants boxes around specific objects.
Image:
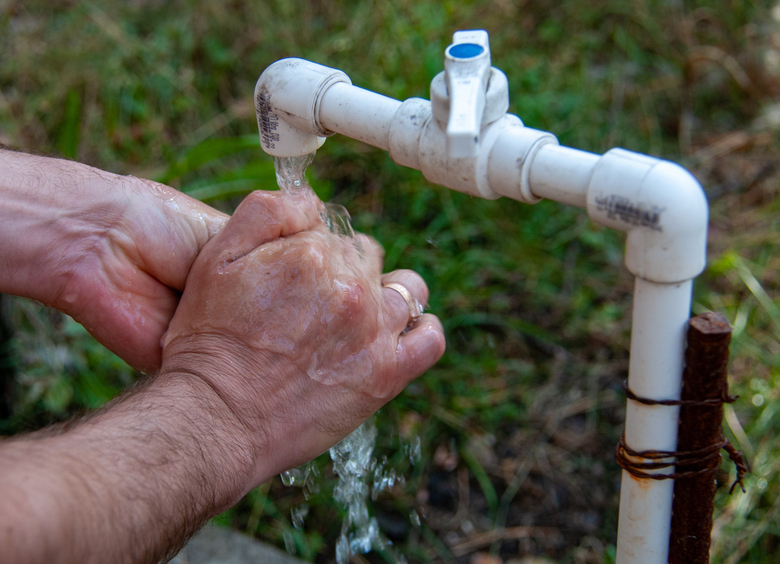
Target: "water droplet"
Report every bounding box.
[335,533,350,564]
[282,530,296,555]
[409,510,421,527]
[280,462,313,488]
[408,436,422,466]
[291,504,309,530]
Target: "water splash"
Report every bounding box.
[322,203,356,238]
[328,419,415,564]
[331,418,387,563]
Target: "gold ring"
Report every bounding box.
[382,282,422,326]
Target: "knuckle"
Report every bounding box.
[240,190,280,216]
[355,234,384,259]
[336,280,368,319]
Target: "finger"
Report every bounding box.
[381,270,429,334]
[395,313,446,385]
[212,190,323,260]
[353,234,384,276]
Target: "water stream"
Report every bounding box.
[274,153,355,239]
[273,153,410,563]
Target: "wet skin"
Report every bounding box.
[0,149,229,373]
[162,189,446,482]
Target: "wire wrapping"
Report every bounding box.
[616,381,748,494]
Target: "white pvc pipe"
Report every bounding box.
[616,277,692,564]
[528,144,599,209]
[319,82,401,152]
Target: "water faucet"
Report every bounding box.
[255,30,710,564]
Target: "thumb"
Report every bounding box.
[209,190,323,261]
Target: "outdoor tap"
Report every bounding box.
[255,31,557,203]
[255,29,711,564]
[254,31,706,284]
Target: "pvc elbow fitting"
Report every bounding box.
[587,149,708,284]
[254,58,351,157]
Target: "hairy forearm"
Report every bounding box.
[0,372,258,564]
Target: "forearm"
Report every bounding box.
[0,372,258,564]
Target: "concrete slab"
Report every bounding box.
[171,525,306,564]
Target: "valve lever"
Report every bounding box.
[444,30,491,158]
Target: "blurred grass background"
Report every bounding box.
[1,0,779,562]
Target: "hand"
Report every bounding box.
[56,175,229,373]
[0,151,228,372]
[160,189,445,485]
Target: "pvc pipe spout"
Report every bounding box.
[254,58,352,157]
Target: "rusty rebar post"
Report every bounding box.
[668,311,733,564]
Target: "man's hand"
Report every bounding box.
[0,187,444,564]
[161,188,446,485]
[0,150,228,372]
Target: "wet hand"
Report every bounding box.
[0,151,229,373]
[54,176,229,373]
[160,190,445,485]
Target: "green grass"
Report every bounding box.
[2,0,779,562]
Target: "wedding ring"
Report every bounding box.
[382,282,422,326]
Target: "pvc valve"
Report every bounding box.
[443,30,492,158]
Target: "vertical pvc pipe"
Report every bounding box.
[616,277,693,564]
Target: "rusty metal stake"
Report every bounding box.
[668,311,733,564]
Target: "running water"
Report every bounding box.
[331,418,383,563]
[274,153,355,239]
[273,154,414,564]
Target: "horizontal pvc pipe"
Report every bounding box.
[616,277,693,564]
[528,144,599,209]
[319,82,402,152]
